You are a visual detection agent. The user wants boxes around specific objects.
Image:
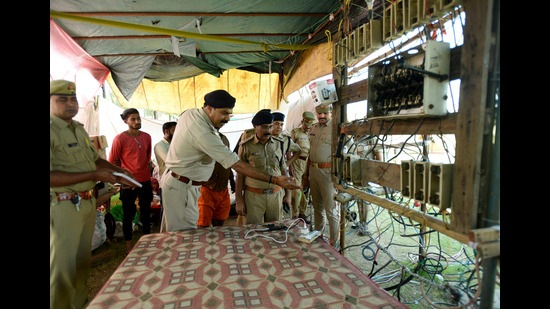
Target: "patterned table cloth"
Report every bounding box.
[88,222,407,308]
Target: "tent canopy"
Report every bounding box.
[50,0,375,114]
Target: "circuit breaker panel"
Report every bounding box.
[367,40,451,119]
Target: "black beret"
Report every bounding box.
[252,109,274,126]
[204,90,236,109]
[272,112,285,122]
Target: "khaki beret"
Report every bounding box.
[302,111,316,127]
[50,80,76,96]
[315,104,331,113]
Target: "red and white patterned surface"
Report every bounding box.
[88,224,408,308]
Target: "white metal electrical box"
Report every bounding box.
[367,40,450,119]
[428,163,453,210]
[422,40,451,116]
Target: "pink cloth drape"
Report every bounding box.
[50,18,110,106]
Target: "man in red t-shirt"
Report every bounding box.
[109,108,153,253]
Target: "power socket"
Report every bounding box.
[298,230,321,243]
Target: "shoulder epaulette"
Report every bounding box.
[239,135,255,146]
[240,128,254,140]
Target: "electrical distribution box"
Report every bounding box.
[428,163,453,210]
[367,40,451,119]
[400,160,413,198]
[343,154,361,185]
[413,161,429,203]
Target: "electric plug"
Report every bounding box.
[297,225,309,236]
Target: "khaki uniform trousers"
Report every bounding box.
[309,166,340,245]
[50,198,96,309]
[291,158,308,217]
[244,189,284,225]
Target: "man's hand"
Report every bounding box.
[275,176,301,190]
[235,200,246,216]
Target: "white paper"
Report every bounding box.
[113,172,143,187]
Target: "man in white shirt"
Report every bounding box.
[154,121,177,179]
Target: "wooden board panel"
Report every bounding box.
[339,78,367,104]
[342,113,457,135]
[360,159,401,190]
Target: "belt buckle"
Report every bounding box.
[71,195,81,204]
[263,189,273,194]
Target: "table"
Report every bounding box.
[87,221,407,308]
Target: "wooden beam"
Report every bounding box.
[341,113,457,136]
[452,0,494,234]
[92,50,292,57]
[339,78,368,104]
[57,11,328,17]
[335,184,470,244]
[72,33,308,40]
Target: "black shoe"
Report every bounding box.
[298,213,310,224]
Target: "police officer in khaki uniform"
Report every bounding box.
[271,112,302,214]
[303,104,339,246]
[233,110,304,224]
[289,111,316,223]
[272,112,302,170]
[234,127,255,226]
[235,109,293,224]
[50,80,138,309]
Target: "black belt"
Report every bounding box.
[170,172,205,186]
[298,156,308,160]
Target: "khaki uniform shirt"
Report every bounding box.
[50,115,99,193]
[239,135,286,189]
[276,132,301,156]
[308,119,333,164]
[290,127,311,158]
